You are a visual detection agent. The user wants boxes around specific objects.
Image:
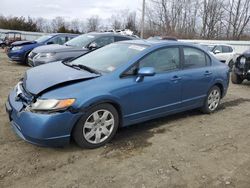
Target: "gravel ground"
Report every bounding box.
[0,49,250,188]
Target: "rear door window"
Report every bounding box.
[115,36,132,42]
[183,47,207,69]
[49,36,67,45]
[94,36,115,48]
[222,46,233,53]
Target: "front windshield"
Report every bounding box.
[70,43,149,73]
[65,34,96,48]
[35,35,52,43]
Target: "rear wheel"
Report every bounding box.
[231,72,243,84]
[73,103,119,149]
[201,86,221,114]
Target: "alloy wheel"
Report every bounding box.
[83,109,115,144]
[207,89,220,111]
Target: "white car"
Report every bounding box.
[211,44,237,68]
[199,44,237,69]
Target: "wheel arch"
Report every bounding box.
[88,99,123,128]
[71,98,124,137]
[213,82,224,97]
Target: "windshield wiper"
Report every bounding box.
[71,64,101,75]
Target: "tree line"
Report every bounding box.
[0,10,138,35]
[145,0,250,39]
[0,0,249,40]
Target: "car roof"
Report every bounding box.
[84,32,136,39]
[5,32,22,34]
[210,43,233,47]
[119,39,198,48]
[48,33,79,36]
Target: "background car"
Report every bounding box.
[0,31,24,49]
[231,50,250,84]
[209,44,236,69]
[148,36,178,41]
[6,40,229,149]
[28,32,136,67]
[7,33,78,64]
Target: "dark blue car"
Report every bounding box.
[7,33,78,64]
[6,40,229,148]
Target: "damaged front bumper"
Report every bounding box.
[6,88,82,147]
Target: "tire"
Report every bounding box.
[231,72,243,84]
[201,86,221,114]
[24,52,31,65]
[228,60,234,71]
[73,103,119,149]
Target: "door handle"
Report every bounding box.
[204,71,212,76]
[171,75,182,81]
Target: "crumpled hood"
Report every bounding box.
[23,62,99,95]
[11,40,36,46]
[32,44,88,53]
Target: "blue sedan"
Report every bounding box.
[6,40,229,148]
[7,33,78,64]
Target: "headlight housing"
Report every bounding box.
[34,52,56,59]
[27,98,75,112]
[240,56,246,65]
[12,46,23,51]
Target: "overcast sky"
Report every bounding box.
[0,0,142,20]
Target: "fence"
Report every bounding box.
[0,29,45,41]
[180,39,250,54]
[1,28,250,53]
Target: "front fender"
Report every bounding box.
[77,94,122,113]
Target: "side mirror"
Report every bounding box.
[47,41,54,45]
[136,67,155,82]
[88,42,97,50]
[214,50,221,54]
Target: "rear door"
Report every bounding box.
[180,46,214,108]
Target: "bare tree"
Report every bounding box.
[224,0,250,39]
[124,12,137,32]
[200,0,224,39]
[86,16,100,32]
[51,17,67,32]
[110,15,122,30]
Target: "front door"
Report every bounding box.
[120,47,183,124]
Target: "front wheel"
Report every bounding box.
[231,72,243,84]
[228,60,234,71]
[73,103,119,149]
[201,86,221,114]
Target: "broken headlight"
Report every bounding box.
[240,56,246,65]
